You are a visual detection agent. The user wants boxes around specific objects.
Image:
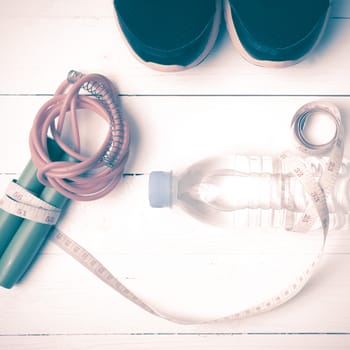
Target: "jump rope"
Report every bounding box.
[0,71,345,324]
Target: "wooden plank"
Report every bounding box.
[0,253,349,334]
[1,95,350,171]
[0,17,349,95]
[0,334,349,350]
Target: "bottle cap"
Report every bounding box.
[148,171,172,208]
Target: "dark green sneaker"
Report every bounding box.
[113,0,222,71]
[224,0,331,67]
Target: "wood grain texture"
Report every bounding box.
[0,0,349,349]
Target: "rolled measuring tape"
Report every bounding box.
[0,100,345,324]
[284,101,344,234]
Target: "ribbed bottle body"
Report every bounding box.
[173,154,350,230]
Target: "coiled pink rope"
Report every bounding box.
[29,71,130,201]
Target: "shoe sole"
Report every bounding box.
[224,0,332,68]
[113,0,222,72]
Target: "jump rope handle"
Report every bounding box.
[0,138,66,288]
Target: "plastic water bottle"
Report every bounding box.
[148,154,350,230]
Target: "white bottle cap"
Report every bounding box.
[148,171,172,208]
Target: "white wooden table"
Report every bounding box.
[0,1,349,348]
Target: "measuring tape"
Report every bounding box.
[0,180,61,225]
[0,101,345,324]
